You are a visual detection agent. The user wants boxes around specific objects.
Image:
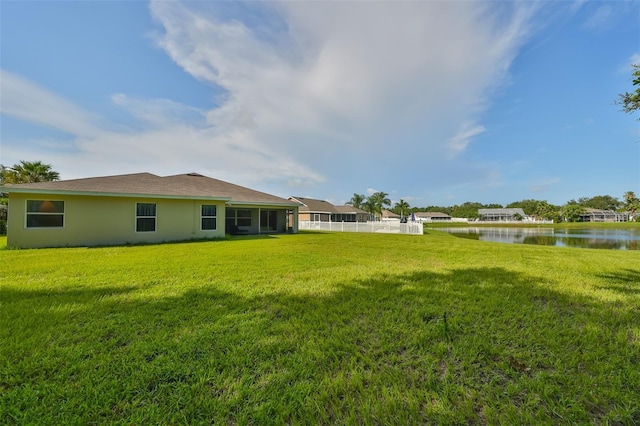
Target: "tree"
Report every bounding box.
[346,193,366,210]
[561,204,586,223]
[368,191,391,220]
[394,199,410,217]
[450,202,483,219]
[1,160,60,184]
[533,201,559,221]
[362,198,377,218]
[623,191,640,221]
[616,63,640,118]
[580,195,621,211]
[507,199,544,216]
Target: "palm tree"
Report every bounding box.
[362,198,377,218]
[1,161,60,184]
[346,193,366,209]
[394,199,410,217]
[623,191,639,221]
[369,191,391,221]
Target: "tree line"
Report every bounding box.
[347,194,640,223]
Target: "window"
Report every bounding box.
[260,210,278,231]
[226,208,252,230]
[136,203,156,232]
[201,205,217,230]
[237,209,251,227]
[26,200,64,228]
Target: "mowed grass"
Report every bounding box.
[1,231,639,424]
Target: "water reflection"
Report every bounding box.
[435,227,640,250]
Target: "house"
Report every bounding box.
[1,172,299,248]
[333,205,373,222]
[579,208,629,222]
[288,197,373,222]
[413,212,451,222]
[381,209,401,221]
[478,208,528,222]
[289,197,336,222]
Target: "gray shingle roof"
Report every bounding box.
[333,205,369,214]
[2,173,298,206]
[289,196,338,213]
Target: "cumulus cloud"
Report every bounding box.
[2,0,537,196]
[148,0,535,187]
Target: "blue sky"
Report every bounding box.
[1,0,638,207]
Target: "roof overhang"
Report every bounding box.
[1,187,231,202]
[226,201,300,208]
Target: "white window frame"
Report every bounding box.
[25,200,65,229]
[135,202,157,233]
[201,204,217,231]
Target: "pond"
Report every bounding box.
[431,227,640,250]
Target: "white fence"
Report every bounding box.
[299,221,423,235]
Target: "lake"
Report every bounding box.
[431,227,640,250]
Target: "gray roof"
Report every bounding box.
[334,205,369,214]
[1,173,298,206]
[382,209,400,218]
[289,196,337,213]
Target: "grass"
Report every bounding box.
[1,232,639,424]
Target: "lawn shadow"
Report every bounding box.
[3,266,639,424]
[596,268,640,295]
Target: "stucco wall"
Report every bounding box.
[7,194,226,248]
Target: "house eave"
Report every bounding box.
[226,201,300,208]
[1,187,231,201]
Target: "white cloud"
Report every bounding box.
[0,69,101,136]
[148,0,535,183]
[448,122,487,156]
[2,1,537,198]
[583,5,614,30]
[0,70,323,189]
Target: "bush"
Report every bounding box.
[0,219,6,235]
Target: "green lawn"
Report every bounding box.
[1,232,639,424]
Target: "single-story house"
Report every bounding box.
[333,205,373,222]
[478,208,528,222]
[288,197,373,222]
[381,209,401,221]
[1,172,299,248]
[413,212,451,222]
[579,208,629,222]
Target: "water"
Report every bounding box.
[431,227,640,250]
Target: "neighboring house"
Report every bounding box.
[1,172,299,248]
[579,208,629,222]
[288,197,373,222]
[381,209,401,221]
[414,212,451,222]
[478,208,528,222]
[289,197,336,222]
[333,205,373,222]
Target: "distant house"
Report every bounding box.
[288,196,373,222]
[381,209,401,221]
[2,172,299,248]
[333,205,373,222]
[579,208,629,222]
[478,208,528,222]
[414,212,451,222]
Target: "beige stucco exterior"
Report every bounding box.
[7,193,227,248]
